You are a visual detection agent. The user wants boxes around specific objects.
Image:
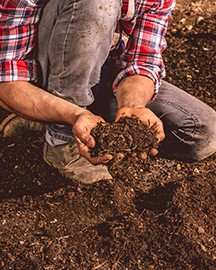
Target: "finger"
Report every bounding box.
[115,107,131,122]
[74,134,95,148]
[85,154,113,165]
[98,154,113,164]
[149,148,158,156]
[113,153,126,163]
[75,133,113,165]
[138,152,148,159]
[76,139,112,164]
[151,121,165,142]
[155,131,165,143]
[86,137,95,148]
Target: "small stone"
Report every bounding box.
[194,168,200,173]
[187,25,193,31]
[2,220,6,225]
[50,218,57,224]
[198,226,205,234]
[197,16,204,24]
[167,161,175,168]
[180,18,186,24]
[176,164,181,171]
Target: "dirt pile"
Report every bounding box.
[0,4,216,270]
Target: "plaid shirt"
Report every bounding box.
[0,0,176,94]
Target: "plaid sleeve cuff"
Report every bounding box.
[113,64,165,101]
[0,60,37,82]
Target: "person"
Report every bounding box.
[1,0,216,184]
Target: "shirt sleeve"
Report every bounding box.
[0,1,44,82]
[113,0,176,98]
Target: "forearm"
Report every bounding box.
[0,81,85,125]
[116,75,155,109]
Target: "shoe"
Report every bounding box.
[0,114,45,137]
[43,141,112,184]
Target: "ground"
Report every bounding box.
[0,1,216,269]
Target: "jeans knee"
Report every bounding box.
[157,105,216,161]
[196,111,216,160]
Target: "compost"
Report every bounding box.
[0,3,216,269]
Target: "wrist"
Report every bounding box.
[116,75,155,108]
[70,106,95,126]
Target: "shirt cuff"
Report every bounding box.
[113,64,165,101]
[0,60,37,82]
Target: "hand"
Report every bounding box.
[115,105,165,158]
[72,110,113,165]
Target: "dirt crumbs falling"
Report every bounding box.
[90,115,161,190]
[0,4,216,270]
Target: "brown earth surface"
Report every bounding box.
[0,1,216,269]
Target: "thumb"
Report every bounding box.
[74,134,95,148]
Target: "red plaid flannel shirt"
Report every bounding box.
[0,0,176,94]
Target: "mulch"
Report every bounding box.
[0,5,216,270]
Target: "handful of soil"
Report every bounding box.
[90,115,159,159]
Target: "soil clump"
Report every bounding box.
[90,115,158,158]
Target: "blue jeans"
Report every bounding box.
[37,0,216,161]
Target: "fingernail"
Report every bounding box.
[87,138,94,148]
[102,155,113,163]
[139,152,147,159]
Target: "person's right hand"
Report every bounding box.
[72,110,113,165]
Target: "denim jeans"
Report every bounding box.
[37,0,216,161]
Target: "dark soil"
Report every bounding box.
[91,115,161,190]
[90,115,158,157]
[0,3,216,270]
